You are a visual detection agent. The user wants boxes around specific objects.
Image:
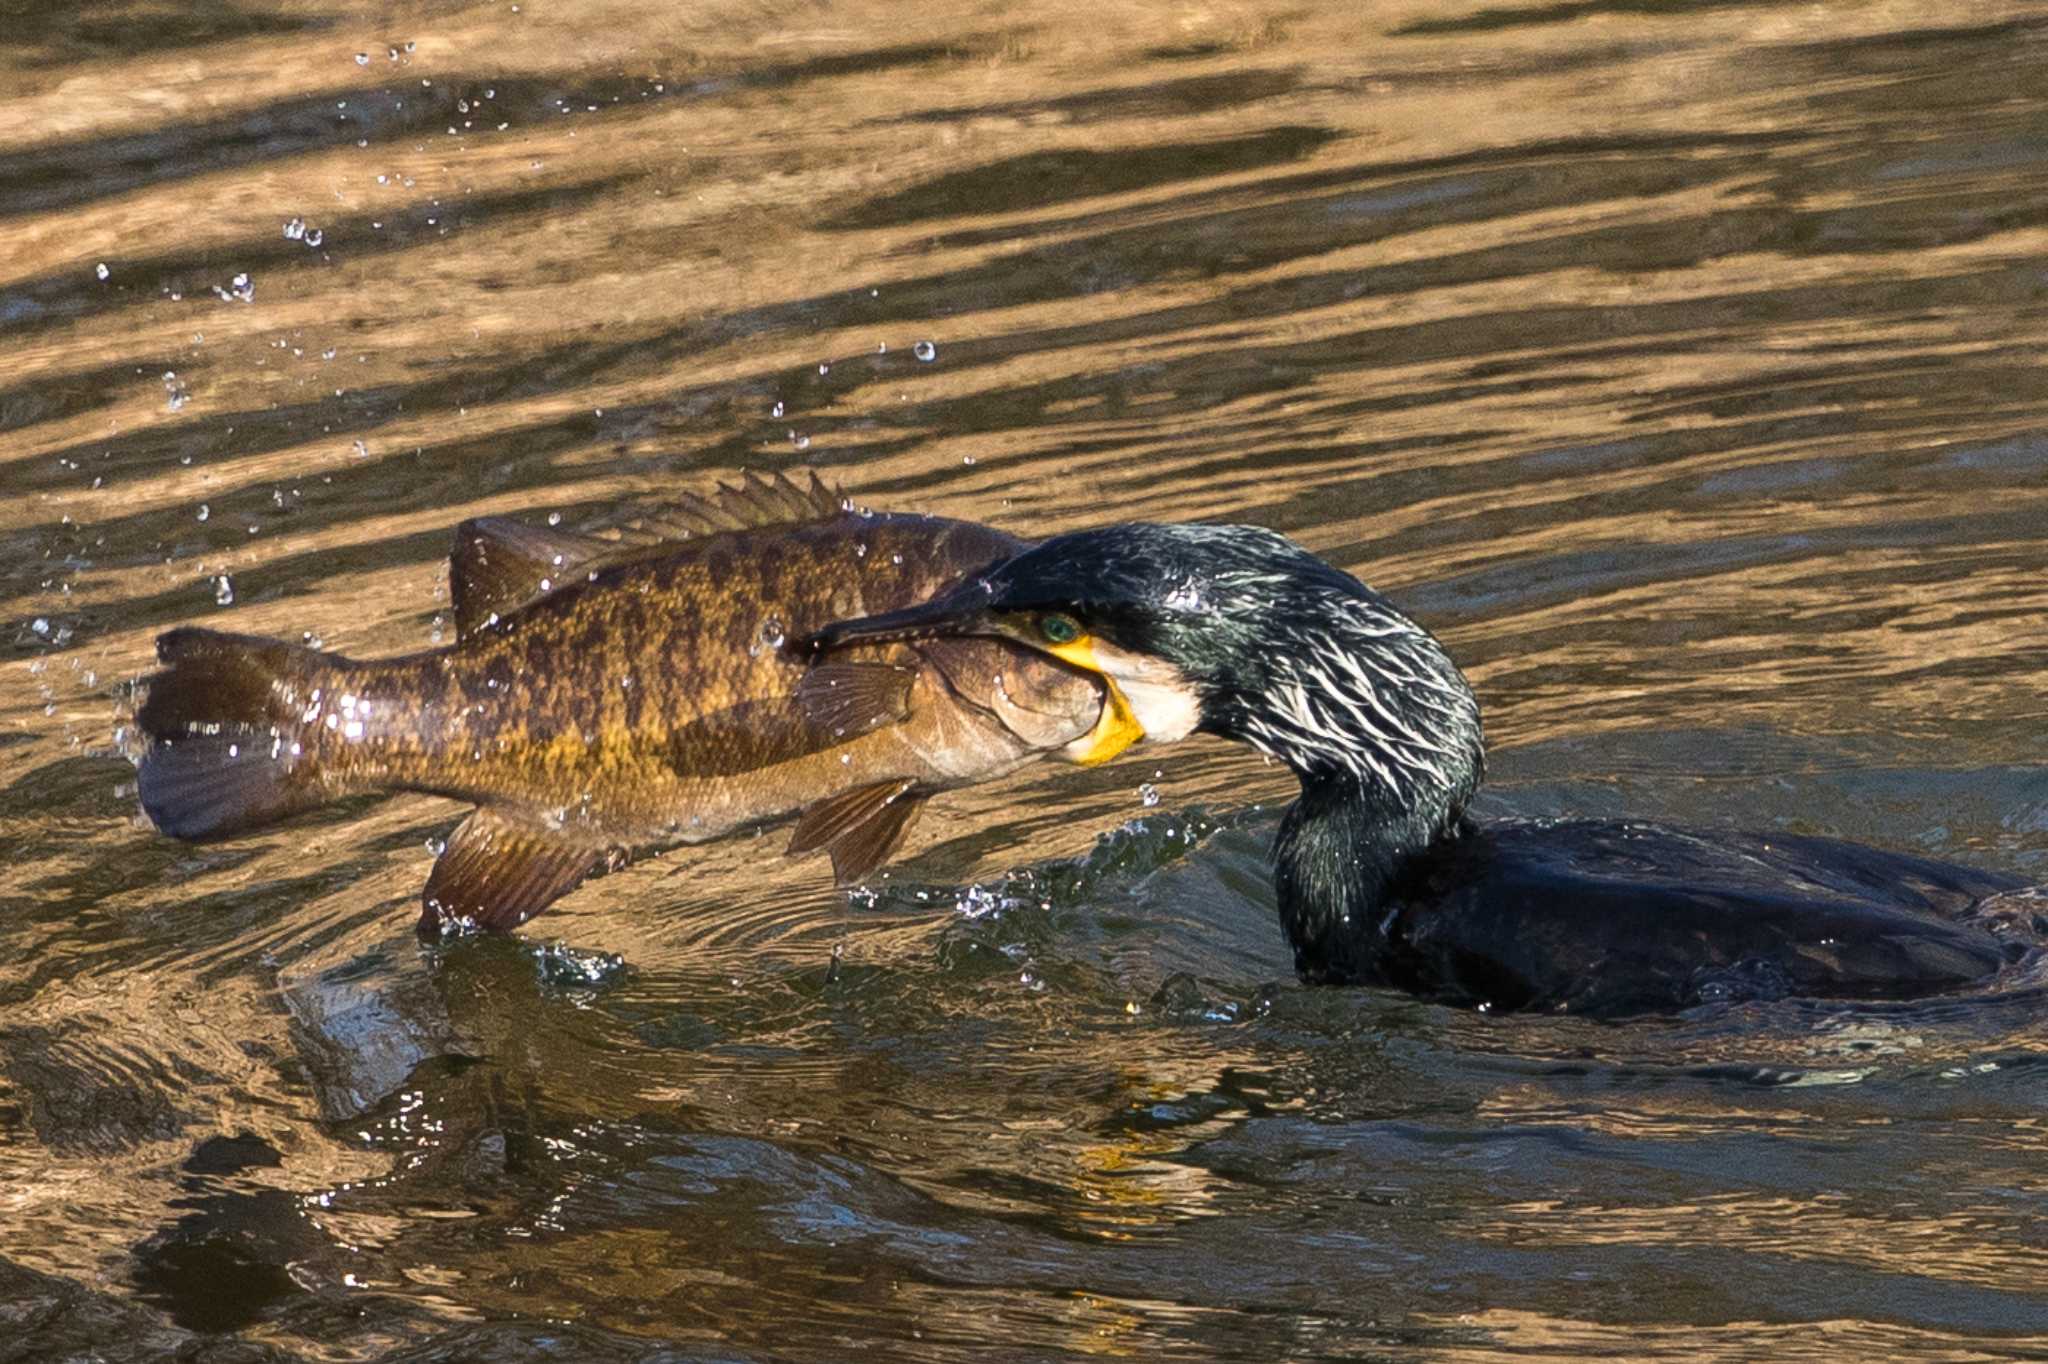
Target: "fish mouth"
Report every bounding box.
[804,596,1145,767]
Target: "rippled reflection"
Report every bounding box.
[4,1,2048,1359]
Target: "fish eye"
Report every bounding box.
[1036,612,1082,646]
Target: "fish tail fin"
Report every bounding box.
[135,626,347,841]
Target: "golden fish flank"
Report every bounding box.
[133,474,1118,935]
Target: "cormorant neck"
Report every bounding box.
[1272,767,1469,987]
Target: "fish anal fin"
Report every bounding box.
[419,808,601,936]
[450,517,615,639]
[794,662,915,741]
[787,778,925,883]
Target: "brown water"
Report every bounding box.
[6,1,2048,1358]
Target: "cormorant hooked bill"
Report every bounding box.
[802,522,2041,1018]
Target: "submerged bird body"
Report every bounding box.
[805,521,2040,1017]
[135,478,1121,933]
[1311,819,2024,1014]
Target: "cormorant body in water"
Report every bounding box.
[803,522,2039,1017]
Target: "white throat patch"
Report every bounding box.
[1086,639,1202,743]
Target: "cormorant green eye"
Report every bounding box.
[1037,612,1082,646]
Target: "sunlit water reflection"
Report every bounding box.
[4,1,2048,1359]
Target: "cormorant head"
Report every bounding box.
[804,522,1486,814]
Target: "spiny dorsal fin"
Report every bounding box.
[418,808,602,936]
[786,778,926,884]
[597,471,850,546]
[793,662,916,742]
[450,517,615,639]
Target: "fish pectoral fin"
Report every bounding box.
[450,516,616,638]
[793,662,916,740]
[419,809,602,936]
[787,779,928,885]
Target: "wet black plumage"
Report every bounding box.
[806,522,2039,1018]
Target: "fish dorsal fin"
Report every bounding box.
[597,471,850,546]
[786,778,927,884]
[793,662,916,742]
[450,517,617,639]
[418,808,603,935]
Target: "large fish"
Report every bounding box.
[133,475,1141,934]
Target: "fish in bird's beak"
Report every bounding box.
[803,588,1149,768]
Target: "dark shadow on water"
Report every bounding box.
[0,173,637,341]
[5,0,327,68]
[823,125,1340,229]
[0,43,971,222]
[132,1131,308,1335]
[880,68,1305,126]
[0,359,167,435]
[1393,0,1776,37]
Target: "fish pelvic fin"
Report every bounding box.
[135,627,341,840]
[419,808,603,936]
[787,778,928,885]
[450,517,617,638]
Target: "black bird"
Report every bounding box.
[802,522,2041,1017]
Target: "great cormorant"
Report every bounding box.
[802,522,2039,1017]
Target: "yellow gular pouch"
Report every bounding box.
[1042,634,1146,766]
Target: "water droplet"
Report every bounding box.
[913,340,937,363]
[214,575,235,606]
[546,511,562,525]
[30,617,49,635]
[817,362,830,376]
[284,217,306,240]
[770,400,784,418]
[95,262,110,281]
[424,836,446,855]
[355,52,370,65]
[351,439,369,458]
[305,228,323,247]
[792,433,810,452]
[162,371,188,411]
[1138,782,1161,808]
[196,504,209,521]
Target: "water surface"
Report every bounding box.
[4,1,2048,1358]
